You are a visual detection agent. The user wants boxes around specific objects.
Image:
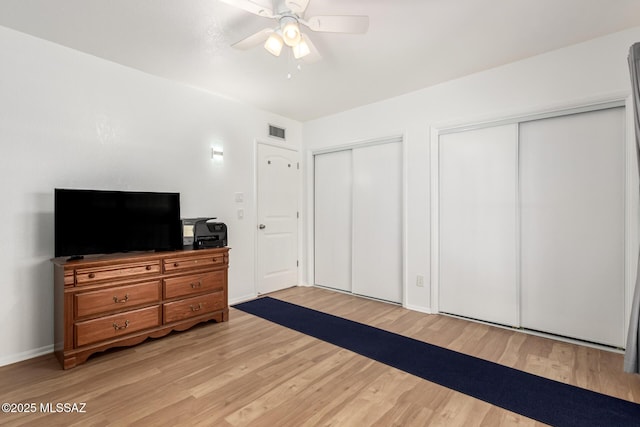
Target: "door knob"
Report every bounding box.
[259,224,266,229]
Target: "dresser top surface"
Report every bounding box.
[51,247,230,268]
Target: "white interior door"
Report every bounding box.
[257,143,298,294]
[439,124,519,326]
[314,150,352,292]
[352,142,402,303]
[520,107,625,347]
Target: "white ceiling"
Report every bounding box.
[1,0,640,121]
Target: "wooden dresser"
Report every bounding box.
[52,247,229,369]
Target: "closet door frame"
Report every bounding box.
[430,95,637,345]
[308,135,407,305]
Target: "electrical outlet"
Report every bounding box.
[416,275,424,287]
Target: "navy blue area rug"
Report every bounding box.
[234,297,640,427]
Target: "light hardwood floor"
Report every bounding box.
[1,286,640,426]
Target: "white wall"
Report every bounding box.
[3,22,640,367]
[0,26,301,366]
[302,26,640,314]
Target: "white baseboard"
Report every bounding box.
[229,293,258,306]
[0,344,54,368]
[404,304,433,314]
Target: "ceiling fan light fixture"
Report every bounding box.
[264,32,283,56]
[280,16,301,47]
[227,0,370,64]
[292,37,311,59]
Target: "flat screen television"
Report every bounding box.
[54,188,182,258]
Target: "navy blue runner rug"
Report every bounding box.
[234,297,640,426]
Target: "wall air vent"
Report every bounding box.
[269,124,286,140]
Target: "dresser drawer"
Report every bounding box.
[163,271,224,299]
[163,291,224,323]
[75,280,161,318]
[75,306,161,347]
[163,254,226,273]
[75,260,160,285]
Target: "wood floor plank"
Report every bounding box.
[1,286,639,426]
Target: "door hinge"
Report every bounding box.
[296,260,299,267]
[297,211,299,219]
[297,162,299,170]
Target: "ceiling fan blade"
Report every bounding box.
[285,0,310,15]
[232,28,273,50]
[301,34,322,63]
[218,0,274,18]
[303,15,369,33]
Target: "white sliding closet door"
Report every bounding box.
[314,140,402,303]
[439,125,519,326]
[520,107,625,347]
[314,150,352,292]
[352,142,402,303]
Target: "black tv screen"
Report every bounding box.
[54,189,182,258]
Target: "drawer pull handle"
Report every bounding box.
[145,265,152,271]
[174,262,180,267]
[212,258,217,262]
[190,303,203,312]
[113,320,129,331]
[191,281,202,289]
[113,294,129,304]
[88,273,95,279]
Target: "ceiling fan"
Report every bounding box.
[219,0,369,62]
